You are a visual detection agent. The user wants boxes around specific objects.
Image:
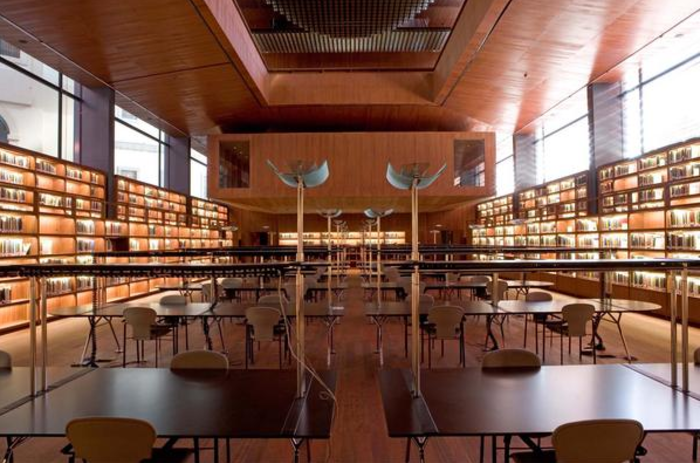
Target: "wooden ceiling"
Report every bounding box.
[0,0,699,137]
[0,0,698,138]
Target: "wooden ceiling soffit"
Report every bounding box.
[194,0,507,107]
[191,0,271,105]
[431,0,511,103]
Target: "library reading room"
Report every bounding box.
[2,1,700,462]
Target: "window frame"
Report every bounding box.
[0,53,81,161]
[114,107,169,187]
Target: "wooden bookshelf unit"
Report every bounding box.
[0,143,233,332]
[471,139,700,321]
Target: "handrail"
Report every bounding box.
[393,258,697,272]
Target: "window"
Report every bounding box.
[114,105,167,186]
[190,148,208,198]
[535,89,590,182]
[495,135,514,196]
[219,140,250,188]
[453,139,486,187]
[0,39,80,160]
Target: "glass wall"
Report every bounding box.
[0,39,80,160]
[536,89,590,183]
[623,50,700,155]
[190,148,208,198]
[495,135,514,196]
[114,106,167,186]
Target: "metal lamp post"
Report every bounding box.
[267,159,329,397]
[319,209,342,306]
[386,162,446,397]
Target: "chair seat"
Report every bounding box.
[147,447,193,463]
[511,450,557,463]
[151,324,172,337]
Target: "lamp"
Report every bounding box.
[386,161,446,397]
[267,159,329,397]
[318,209,342,305]
[364,209,394,302]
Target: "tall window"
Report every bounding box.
[190,148,208,198]
[495,135,514,196]
[623,48,700,155]
[0,39,81,160]
[535,89,590,182]
[114,106,167,186]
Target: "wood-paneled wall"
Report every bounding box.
[208,131,495,214]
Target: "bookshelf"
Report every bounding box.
[471,138,700,320]
[191,198,229,229]
[0,143,234,332]
[278,231,406,247]
[115,176,188,226]
[476,195,513,226]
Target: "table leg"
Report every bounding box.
[291,438,305,463]
[202,317,214,351]
[484,315,499,351]
[105,318,122,353]
[611,313,634,362]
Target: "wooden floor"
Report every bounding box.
[1,274,699,462]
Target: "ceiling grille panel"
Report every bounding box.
[253,29,450,54]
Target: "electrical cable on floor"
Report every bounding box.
[275,268,338,463]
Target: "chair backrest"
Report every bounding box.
[246,307,281,342]
[428,306,464,340]
[304,275,318,287]
[482,348,542,368]
[552,419,644,463]
[445,272,461,283]
[461,275,490,283]
[243,276,258,285]
[170,350,229,370]
[695,347,700,365]
[284,282,297,298]
[221,278,243,289]
[487,279,509,300]
[525,291,553,302]
[160,294,187,305]
[123,307,157,341]
[407,294,435,310]
[259,294,286,305]
[562,303,595,338]
[399,277,426,297]
[66,417,156,463]
[0,350,11,368]
[201,283,213,302]
[384,267,400,281]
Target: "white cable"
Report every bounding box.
[276,269,337,462]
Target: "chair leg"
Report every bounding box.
[560,331,564,365]
[523,315,528,348]
[155,339,158,368]
[122,325,127,368]
[428,335,432,369]
[693,432,698,461]
[306,439,311,463]
[405,437,411,462]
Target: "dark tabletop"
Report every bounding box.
[497,298,660,315]
[364,300,502,317]
[0,368,336,439]
[380,365,700,437]
[50,302,213,318]
[206,302,345,319]
[0,367,91,413]
[625,363,700,395]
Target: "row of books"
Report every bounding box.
[0,150,29,169]
[0,238,30,256]
[0,215,23,233]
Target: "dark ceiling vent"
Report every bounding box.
[264,0,435,38]
[253,29,449,54]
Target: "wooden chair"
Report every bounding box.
[512,419,644,463]
[170,350,229,461]
[424,305,465,368]
[221,277,243,301]
[482,348,542,462]
[0,350,11,368]
[170,350,229,370]
[546,303,596,364]
[522,291,553,349]
[481,348,541,368]
[245,307,286,369]
[66,417,191,463]
[159,294,188,351]
[122,307,171,368]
